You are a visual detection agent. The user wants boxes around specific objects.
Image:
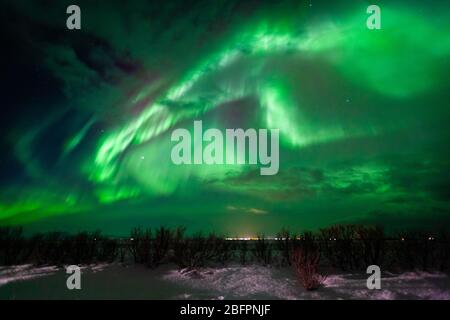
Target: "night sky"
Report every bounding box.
[1,0,450,236]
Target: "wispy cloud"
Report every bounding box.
[227,205,269,215]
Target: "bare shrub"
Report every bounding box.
[356,225,385,267]
[172,231,219,269]
[212,236,233,266]
[0,227,26,265]
[387,230,448,271]
[31,232,66,265]
[291,234,325,290]
[436,230,450,271]
[319,225,362,270]
[97,237,118,263]
[276,228,292,266]
[70,231,99,264]
[128,227,151,264]
[253,234,272,265]
[239,240,248,265]
[117,241,127,264]
[127,227,173,267]
[150,226,173,267]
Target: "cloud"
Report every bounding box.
[227,205,269,215]
[248,208,269,215]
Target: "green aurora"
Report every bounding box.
[1,0,450,236]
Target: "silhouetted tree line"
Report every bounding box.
[0,225,449,274]
[0,227,117,266]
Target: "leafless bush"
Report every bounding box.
[387,230,449,271]
[211,236,234,266]
[150,226,173,267]
[118,242,127,263]
[71,231,100,264]
[291,234,325,290]
[252,234,273,265]
[32,232,66,265]
[0,227,26,265]
[356,225,385,267]
[319,225,362,270]
[97,238,118,263]
[276,228,292,266]
[172,230,221,269]
[239,240,248,265]
[127,227,173,267]
[436,230,450,271]
[129,227,151,264]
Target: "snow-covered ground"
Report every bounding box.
[0,263,449,299]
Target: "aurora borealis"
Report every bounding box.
[1,0,450,236]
